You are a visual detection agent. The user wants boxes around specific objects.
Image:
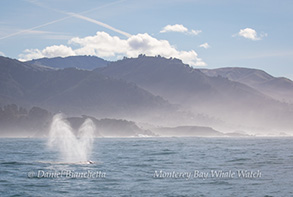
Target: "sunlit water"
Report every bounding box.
[0,137,293,196]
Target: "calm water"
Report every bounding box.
[0,137,293,197]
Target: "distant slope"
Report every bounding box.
[0,104,52,137]
[0,56,174,122]
[2,55,293,133]
[0,56,53,105]
[153,126,224,137]
[98,55,293,131]
[67,116,155,137]
[98,56,268,105]
[39,70,172,119]
[201,67,293,104]
[26,55,109,70]
[0,104,155,137]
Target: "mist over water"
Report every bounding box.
[48,114,94,163]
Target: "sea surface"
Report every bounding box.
[0,137,293,197]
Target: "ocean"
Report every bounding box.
[0,137,292,197]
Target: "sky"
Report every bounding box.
[0,0,293,79]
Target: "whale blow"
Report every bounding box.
[48,114,95,163]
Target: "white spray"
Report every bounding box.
[48,114,95,163]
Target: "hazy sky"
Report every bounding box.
[1,0,293,79]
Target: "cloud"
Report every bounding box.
[21,30,52,35]
[70,32,127,57]
[0,51,5,56]
[17,29,72,40]
[199,43,210,49]
[22,30,72,40]
[1,0,127,40]
[0,17,71,40]
[19,31,206,67]
[160,24,188,33]
[42,45,76,57]
[19,45,75,61]
[160,24,202,36]
[65,12,132,38]
[189,29,202,36]
[234,28,267,41]
[0,26,72,41]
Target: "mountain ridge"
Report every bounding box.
[1,55,293,134]
[0,56,175,123]
[26,55,109,70]
[97,55,293,132]
[200,67,293,103]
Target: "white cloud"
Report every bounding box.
[0,17,70,40]
[23,30,72,40]
[235,28,267,41]
[0,2,131,40]
[19,31,206,67]
[0,51,5,56]
[160,24,202,36]
[160,24,188,33]
[66,12,132,38]
[199,43,210,49]
[42,45,76,57]
[189,29,202,36]
[19,45,75,61]
[20,29,73,40]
